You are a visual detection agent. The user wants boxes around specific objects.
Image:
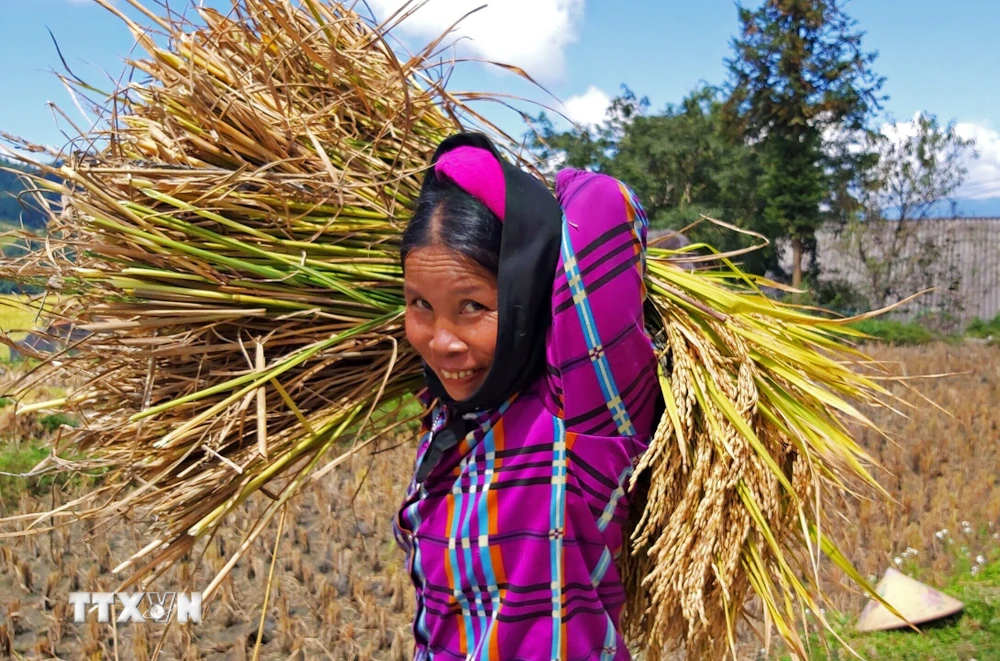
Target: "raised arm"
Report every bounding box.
[542,169,659,439]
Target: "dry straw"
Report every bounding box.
[0,0,908,657]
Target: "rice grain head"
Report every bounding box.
[0,1,905,658]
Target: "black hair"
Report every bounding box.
[401,173,502,275]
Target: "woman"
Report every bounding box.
[394,132,660,660]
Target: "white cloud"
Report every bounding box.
[365,0,584,80]
[875,114,1000,201]
[560,85,610,128]
[955,121,1000,200]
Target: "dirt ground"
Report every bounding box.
[1,343,998,660]
[0,438,419,660]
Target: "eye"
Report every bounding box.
[462,301,487,313]
[409,298,431,311]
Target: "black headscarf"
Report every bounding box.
[410,132,564,481]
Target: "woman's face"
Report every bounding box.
[404,245,498,402]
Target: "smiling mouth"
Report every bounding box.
[440,368,481,380]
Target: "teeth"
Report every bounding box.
[441,369,476,380]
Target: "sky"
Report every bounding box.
[2,0,999,198]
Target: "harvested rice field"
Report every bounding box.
[1,342,998,660]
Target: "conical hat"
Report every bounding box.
[856,567,964,632]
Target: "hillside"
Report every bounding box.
[0,158,52,230]
[0,159,53,293]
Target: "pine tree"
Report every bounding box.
[724,0,885,287]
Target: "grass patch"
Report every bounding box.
[39,412,79,433]
[0,293,45,331]
[847,314,1000,347]
[0,439,99,507]
[966,314,1000,340]
[0,292,59,361]
[0,441,58,505]
[0,410,87,506]
[358,392,427,439]
[849,318,941,346]
[777,557,1000,661]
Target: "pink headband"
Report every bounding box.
[434,146,506,221]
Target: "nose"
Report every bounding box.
[428,322,467,356]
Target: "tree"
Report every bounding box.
[529,86,775,272]
[860,115,976,223]
[608,88,779,272]
[724,0,885,288]
[528,115,611,173]
[610,88,733,222]
[528,85,648,174]
[834,113,978,311]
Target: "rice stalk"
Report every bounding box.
[0,0,909,657]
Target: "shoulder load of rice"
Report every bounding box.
[0,1,905,657]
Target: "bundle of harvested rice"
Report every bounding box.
[0,0,905,657]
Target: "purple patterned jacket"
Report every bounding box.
[394,169,659,660]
